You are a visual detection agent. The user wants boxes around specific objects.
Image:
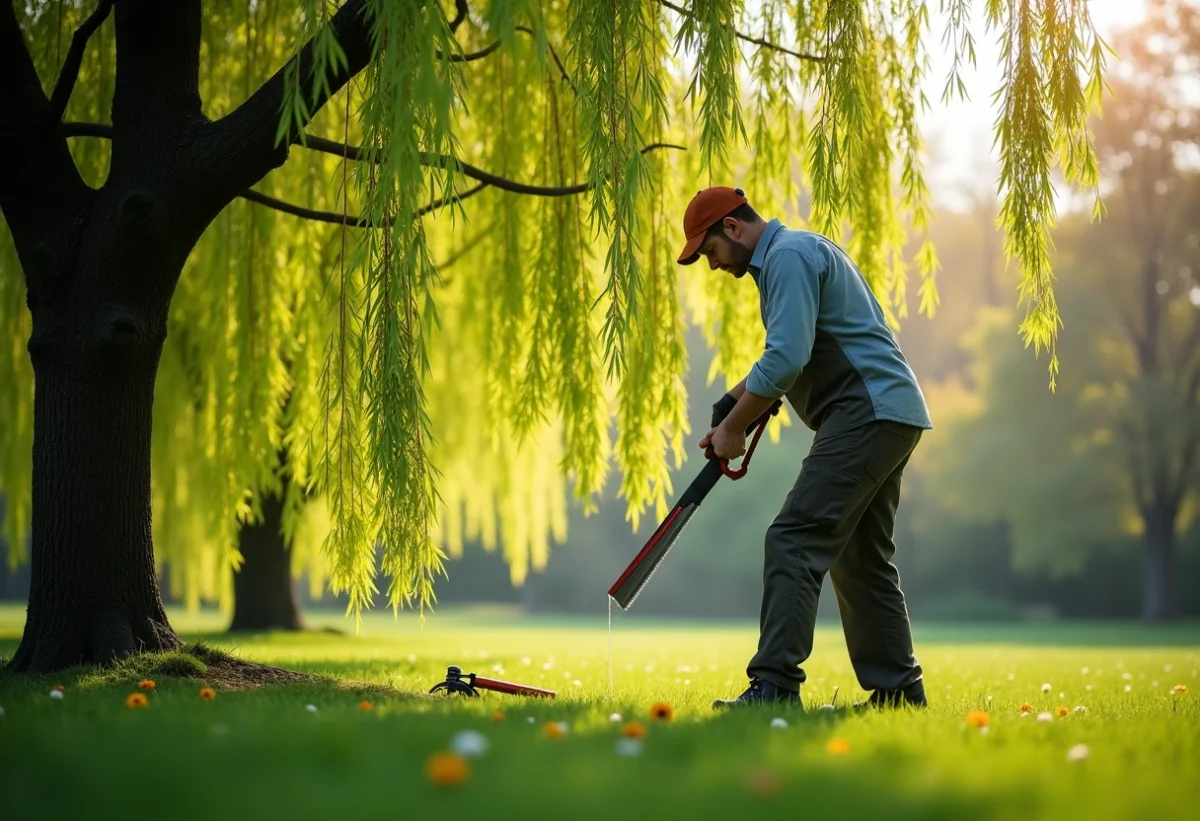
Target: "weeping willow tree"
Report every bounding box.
[0,0,1108,672]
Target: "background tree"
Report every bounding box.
[1,0,1110,672]
[916,0,1200,620]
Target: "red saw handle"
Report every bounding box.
[470,675,557,699]
[706,400,781,480]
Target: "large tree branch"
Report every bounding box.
[111,0,203,124]
[205,0,375,211]
[240,182,488,225]
[63,121,685,215]
[48,0,115,122]
[0,4,90,278]
[448,0,469,33]
[289,131,686,195]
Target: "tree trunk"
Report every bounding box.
[0,0,375,673]
[229,491,304,632]
[10,234,181,670]
[1141,513,1177,622]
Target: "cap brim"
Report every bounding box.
[677,232,704,265]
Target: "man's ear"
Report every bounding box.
[723,217,741,238]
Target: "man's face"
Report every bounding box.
[699,222,753,278]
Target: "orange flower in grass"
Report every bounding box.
[199,688,216,700]
[1057,705,1069,717]
[125,693,148,709]
[425,751,470,787]
[966,710,990,728]
[542,721,568,739]
[622,721,647,740]
[491,710,505,722]
[139,680,156,690]
[359,700,374,711]
[1174,685,1188,694]
[650,702,673,722]
[1019,703,1033,714]
[826,738,851,755]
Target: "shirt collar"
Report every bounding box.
[748,218,784,279]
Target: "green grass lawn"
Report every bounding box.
[1,604,1197,820]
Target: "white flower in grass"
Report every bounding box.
[609,713,622,722]
[1067,744,1090,762]
[770,717,788,729]
[1007,673,1015,681]
[1086,685,1093,692]
[1037,712,1053,722]
[1042,683,1051,693]
[615,738,643,757]
[49,690,63,700]
[818,704,835,712]
[1081,667,1089,675]
[573,680,582,687]
[1124,685,1132,693]
[526,716,535,724]
[1073,706,1087,713]
[305,704,318,713]
[450,730,489,758]
[0,706,5,717]
[1122,673,1132,680]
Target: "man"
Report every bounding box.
[678,185,932,710]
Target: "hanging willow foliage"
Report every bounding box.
[0,0,1109,620]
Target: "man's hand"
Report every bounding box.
[698,424,747,460]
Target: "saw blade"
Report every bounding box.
[608,501,699,611]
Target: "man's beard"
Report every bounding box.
[727,241,753,277]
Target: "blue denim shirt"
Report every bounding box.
[745,219,932,432]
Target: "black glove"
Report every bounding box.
[710,392,738,428]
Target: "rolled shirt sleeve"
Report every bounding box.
[745,249,820,399]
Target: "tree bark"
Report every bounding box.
[9,187,184,671]
[229,491,304,632]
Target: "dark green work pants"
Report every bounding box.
[747,418,924,693]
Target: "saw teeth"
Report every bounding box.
[611,505,697,610]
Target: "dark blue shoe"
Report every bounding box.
[712,676,800,709]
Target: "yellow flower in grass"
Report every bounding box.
[650,702,673,722]
[359,700,374,711]
[1174,685,1187,694]
[425,751,469,787]
[1019,703,1033,714]
[1057,705,1069,717]
[622,721,647,740]
[199,688,216,700]
[125,692,148,709]
[966,710,990,728]
[138,680,155,690]
[826,738,851,755]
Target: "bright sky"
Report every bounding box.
[920,0,1149,212]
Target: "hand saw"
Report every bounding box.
[607,398,782,611]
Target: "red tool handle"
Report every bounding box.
[706,400,781,480]
[470,675,557,699]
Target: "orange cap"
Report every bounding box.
[677,186,749,265]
